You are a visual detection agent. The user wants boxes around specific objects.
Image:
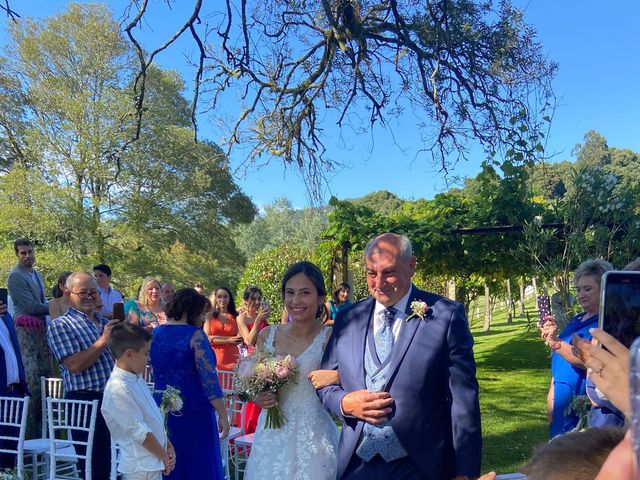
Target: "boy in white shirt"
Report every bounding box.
[101,322,176,480]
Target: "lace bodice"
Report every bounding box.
[244,326,338,480]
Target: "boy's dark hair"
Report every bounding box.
[93,264,112,277]
[108,322,152,359]
[13,238,32,253]
[519,426,625,480]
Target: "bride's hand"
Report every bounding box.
[253,391,278,409]
[308,369,340,389]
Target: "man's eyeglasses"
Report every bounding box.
[69,290,99,299]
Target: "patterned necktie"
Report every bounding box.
[375,307,396,363]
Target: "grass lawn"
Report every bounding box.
[471,307,551,474]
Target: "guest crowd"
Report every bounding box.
[1,235,639,480]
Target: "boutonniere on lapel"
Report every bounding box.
[405,300,429,322]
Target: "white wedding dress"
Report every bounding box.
[244,326,339,480]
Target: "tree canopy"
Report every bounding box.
[0,4,256,292]
[4,0,557,202]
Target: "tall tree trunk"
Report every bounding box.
[483,284,491,332]
[506,278,513,324]
[532,277,538,299]
[518,281,526,316]
[448,278,456,301]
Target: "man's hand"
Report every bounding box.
[0,301,7,316]
[100,319,120,341]
[473,473,497,480]
[341,390,393,424]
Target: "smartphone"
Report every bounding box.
[112,302,125,321]
[599,271,640,348]
[260,300,269,310]
[0,288,7,305]
[537,294,551,327]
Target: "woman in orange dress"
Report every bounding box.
[236,285,271,434]
[204,287,243,372]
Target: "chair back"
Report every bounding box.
[225,394,246,432]
[217,370,234,394]
[39,376,64,437]
[143,365,154,384]
[109,439,122,480]
[47,398,99,480]
[0,395,29,479]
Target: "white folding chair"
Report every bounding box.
[232,432,254,480]
[217,370,234,394]
[23,377,68,480]
[109,439,122,480]
[47,397,99,480]
[0,395,29,480]
[143,365,154,386]
[218,393,246,480]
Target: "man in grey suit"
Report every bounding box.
[7,239,48,320]
[7,238,50,437]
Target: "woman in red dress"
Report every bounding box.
[204,287,243,372]
[236,285,270,433]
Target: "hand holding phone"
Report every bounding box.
[599,271,640,348]
[112,302,125,322]
[0,288,7,306]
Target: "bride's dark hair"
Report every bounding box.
[281,261,326,299]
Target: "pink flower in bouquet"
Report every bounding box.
[283,355,298,370]
[275,365,290,379]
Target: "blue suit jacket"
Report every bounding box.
[318,286,481,480]
[0,313,29,396]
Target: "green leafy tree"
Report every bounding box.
[234,198,328,262]
[349,191,404,216]
[0,5,256,292]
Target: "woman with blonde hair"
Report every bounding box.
[125,277,167,331]
[540,258,613,437]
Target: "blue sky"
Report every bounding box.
[2,1,639,209]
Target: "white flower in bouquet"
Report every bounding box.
[158,385,183,414]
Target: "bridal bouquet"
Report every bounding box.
[234,352,298,428]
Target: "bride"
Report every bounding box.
[244,261,339,480]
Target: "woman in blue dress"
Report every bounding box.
[540,259,613,437]
[150,288,230,479]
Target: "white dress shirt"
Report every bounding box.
[0,318,20,385]
[97,286,124,317]
[101,366,166,474]
[372,287,412,341]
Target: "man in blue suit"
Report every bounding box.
[318,233,481,480]
[0,299,30,468]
